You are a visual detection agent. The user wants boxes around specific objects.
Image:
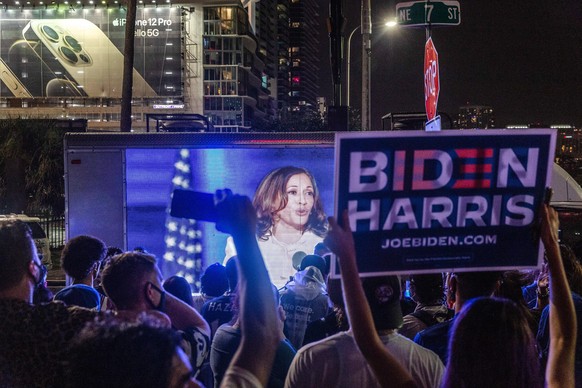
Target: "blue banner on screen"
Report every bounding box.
[331,129,556,277]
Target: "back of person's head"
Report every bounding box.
[163,275,193,306]
[362,275,403,331]
[101,252,158,310]
[0,221,35,292]
[443,297,541,388]
[409,273,445,305]
[300,254,328,278]
[454,271,502,303]
[560,243,582,295]
[225,256,238,292]
[313,242,330,257]
[106,246,123,259]
[66,317,181,388]
[200,262,228,297]
[494,270,531,306]
[61,235,107,281]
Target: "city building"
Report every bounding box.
[201,1,274,131]
[288,0,320,112]
[276,0,291,116]
[553,124,581,156]
[0,1,279,132]
[457,104,495,129]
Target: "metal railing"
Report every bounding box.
[34,214,66,249]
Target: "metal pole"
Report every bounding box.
[361,0,372,131]
[346,25,360,108]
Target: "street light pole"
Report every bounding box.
[346,25,361,108]
[346,19,397,123]
[361,0,372,131]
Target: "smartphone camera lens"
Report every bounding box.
[41,25,60,42]
[63,35,82,52]
[79,54,91,64]
[59,46,78,64]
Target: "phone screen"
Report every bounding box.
[170,189,217,222]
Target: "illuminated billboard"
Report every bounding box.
[0,8,181,98]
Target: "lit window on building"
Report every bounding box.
[262,74,268,89]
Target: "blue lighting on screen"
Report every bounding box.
[125,147,335,276]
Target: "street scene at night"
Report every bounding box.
[1,1,582,387]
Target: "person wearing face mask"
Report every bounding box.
[0,220,103,387]
[100,252,211,378]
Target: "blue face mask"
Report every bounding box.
[33,261,47,289]
[146,282,166,312]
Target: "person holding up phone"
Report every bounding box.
[214,189,280,387]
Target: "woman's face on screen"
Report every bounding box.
[275,173,315,231]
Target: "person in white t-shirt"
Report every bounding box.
[225,166,328,288]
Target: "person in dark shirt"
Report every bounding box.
[0,221,101,387]
[211,285,296,388]
[414,271,502,364]
[201,256,238,338]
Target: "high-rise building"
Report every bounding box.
[457,105,495,129]
[276,0,291,116]
[288,0,320,112]
[248,0,278,118]
[201,4,273,131]
[553,124,581,155]
[243,0,289,120]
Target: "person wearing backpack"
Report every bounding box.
[399,273,454,340]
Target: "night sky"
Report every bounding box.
[316,0,582,128]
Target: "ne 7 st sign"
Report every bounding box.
[397,0,461,27]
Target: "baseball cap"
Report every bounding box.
[362,275,403,330]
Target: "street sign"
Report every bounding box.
[424,37,439,121]
[396,0,461,27]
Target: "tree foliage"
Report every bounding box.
[256,110,326,132]
[0,119,66,215]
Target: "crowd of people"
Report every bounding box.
[0,172,580,387]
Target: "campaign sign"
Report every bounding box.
[331,129,556,278]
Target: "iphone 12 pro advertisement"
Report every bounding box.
[0,8,181,98]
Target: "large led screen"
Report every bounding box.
[125,146,335,286]
[0,8,181,98]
